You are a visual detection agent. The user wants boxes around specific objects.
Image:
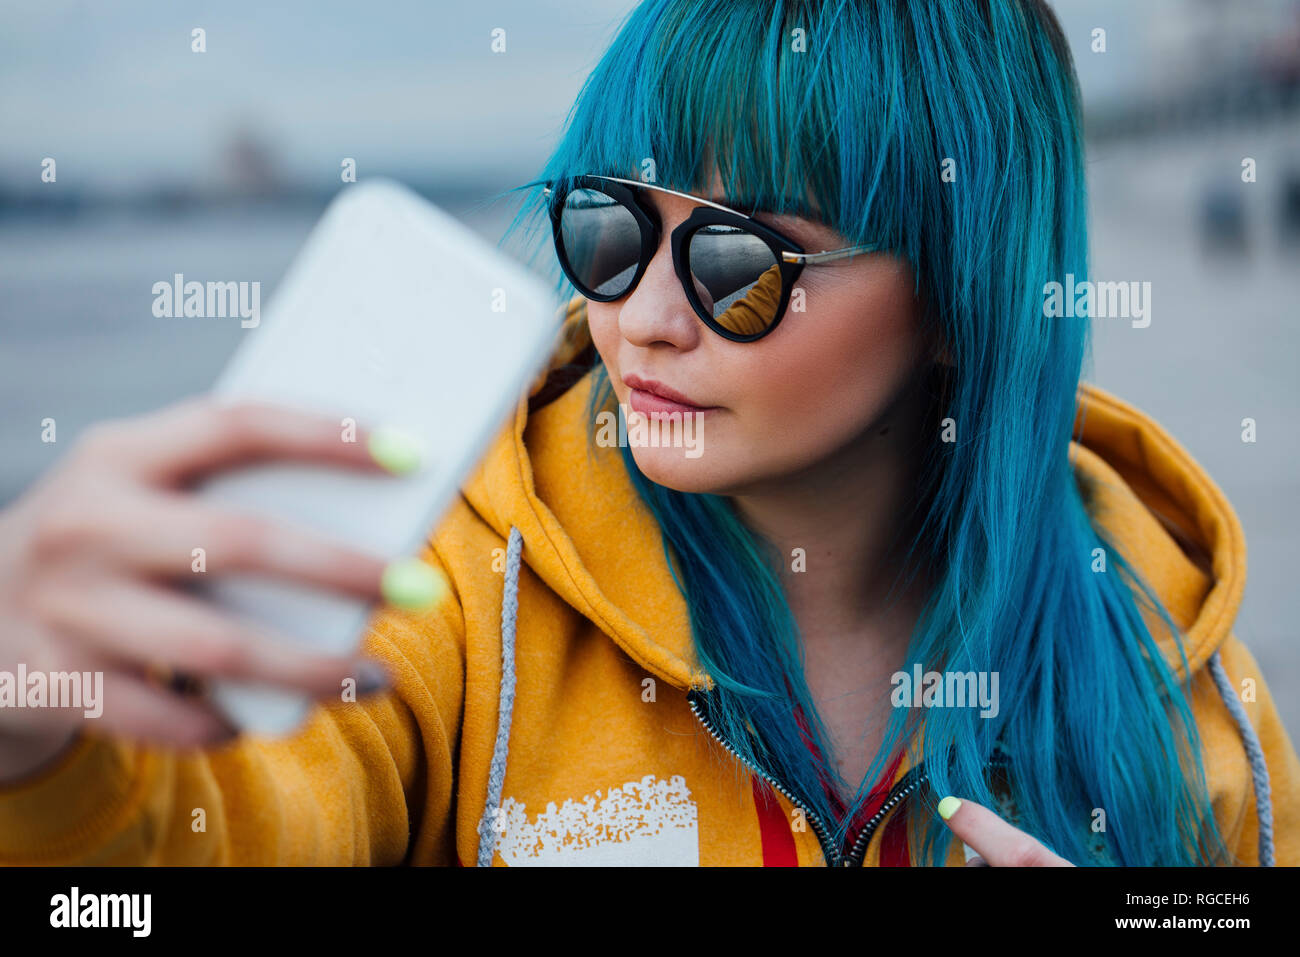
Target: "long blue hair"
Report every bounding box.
[497,0,1232,865]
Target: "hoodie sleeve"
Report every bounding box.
[1199,632,1300,867]
[0,546,466,866]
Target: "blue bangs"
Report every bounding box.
[500,0,922,290]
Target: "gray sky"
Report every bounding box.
[0,0,630,191]
[0,0,1283,192]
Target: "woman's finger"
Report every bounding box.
[77,396,401,487]
[0,639,239,749]
[31,486,388,601]
[936,796,1074,867]
[32,575,373,698]
[962,841,988,867]
[91,667,243,749]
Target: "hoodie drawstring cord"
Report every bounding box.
[475,525,523,866]
[1207,649,1274,865]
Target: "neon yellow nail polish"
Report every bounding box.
[937,796,962,820]
[368,426,425,475]
[381,558,447,611]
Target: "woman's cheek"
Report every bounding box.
[586,305,618,369]
[744,322,918,466]
[753,323,864,436]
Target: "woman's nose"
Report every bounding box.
[617,232,703,348]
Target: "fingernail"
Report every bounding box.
[355,660,391,695]
[381,557,448,611]
[368,426,425,475]
[937,796,962,820]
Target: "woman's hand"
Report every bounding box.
[0,396,403,775]
[937,796,1075,866]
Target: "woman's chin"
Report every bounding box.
[627,445,733,494]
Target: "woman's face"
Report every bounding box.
[586,174,934,495]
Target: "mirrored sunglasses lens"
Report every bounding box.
[686,226,783,336]
[558,188,642,297]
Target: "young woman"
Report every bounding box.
[0,0,1295,866]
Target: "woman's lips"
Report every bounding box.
[623,375,718,417]
[628,388,716,418]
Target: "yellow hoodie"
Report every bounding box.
[1,297,1296,867]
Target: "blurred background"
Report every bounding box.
[1,1,1297,739]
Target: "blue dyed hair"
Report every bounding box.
[498,0,1232,865]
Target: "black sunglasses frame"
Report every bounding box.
[546,175,809,343]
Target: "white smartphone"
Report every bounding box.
[193,179,559,736]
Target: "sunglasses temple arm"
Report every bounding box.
[782,243,881,264]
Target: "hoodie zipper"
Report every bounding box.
[687,688,1011,867]
[687,690,838,862]
[838,748,1012,866]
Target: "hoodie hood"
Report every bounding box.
[464,296,1247,686]
[462,297,710,694]
[1070,383,1248,677]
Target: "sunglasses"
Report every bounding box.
[543,174,879,342]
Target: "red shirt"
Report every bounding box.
[789,695,911,865]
